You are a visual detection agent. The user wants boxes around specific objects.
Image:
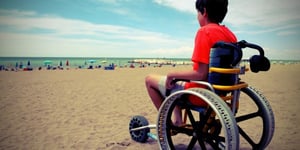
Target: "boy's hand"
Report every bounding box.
[166,75,175,89]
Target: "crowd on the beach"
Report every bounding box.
[0,60,182,72]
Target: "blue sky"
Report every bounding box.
[0,0,299,60]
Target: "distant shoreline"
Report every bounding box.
[0,57,299,71]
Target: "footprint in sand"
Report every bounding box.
[105,141,131,147]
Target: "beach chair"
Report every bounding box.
[129,40,275,150]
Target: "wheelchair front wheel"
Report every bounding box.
[157,88,239,150]
[129,115,150,143]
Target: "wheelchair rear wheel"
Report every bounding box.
[236,86,275,149]
[157,88,239,150]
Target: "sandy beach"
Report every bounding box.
[0,64,299,150]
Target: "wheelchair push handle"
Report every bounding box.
[238,40,271,73]
[238,40,265,56]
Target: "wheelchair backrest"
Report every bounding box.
[208,41,242,87]
[210,42,242,68]
[207,40,271,94]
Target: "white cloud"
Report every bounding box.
[0,9,191,57]
[226,0,300,27]
[153,0,300,28]
[233,23,300,35]
[0,9,179,41]
[1,1,299,59]
[153,0,195,13]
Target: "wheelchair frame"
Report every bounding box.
[129,41,275,150]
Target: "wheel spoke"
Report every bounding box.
[236,111,260,122]
[205,134,224,150]
[238,125,257,148]
[206,139,220,150]
[183,104,206,149]
[186,108,205,149]
[186,108,197,126]
[187,137,198,150]
[197,137,207,150]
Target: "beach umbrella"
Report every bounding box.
[27,60,31,66]
[59,60,63,66]
[43,60,52,65]
[66,60,69,66]
[88,59,96,63]
[101,60,107,64]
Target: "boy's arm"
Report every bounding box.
[165,62,208,89]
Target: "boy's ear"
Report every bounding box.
[203,8,208,16]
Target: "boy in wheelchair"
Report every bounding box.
[145,0,236,126]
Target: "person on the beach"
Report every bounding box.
[145,0,237,126]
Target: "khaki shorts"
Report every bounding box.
[158,76,185,97]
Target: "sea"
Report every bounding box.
[0,57,299,70]
[0,57,192,69]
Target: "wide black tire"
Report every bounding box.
[129,115,150,143]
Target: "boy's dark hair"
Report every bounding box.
[195,0,228,23]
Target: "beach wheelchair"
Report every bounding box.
[129,40,275,150]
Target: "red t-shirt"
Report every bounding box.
[192,23,237,66]
[185,24,237,106]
